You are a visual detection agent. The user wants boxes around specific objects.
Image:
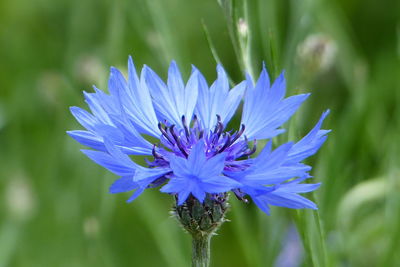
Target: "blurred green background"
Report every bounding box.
[0,0,399,266]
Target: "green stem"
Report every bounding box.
[191,234,211,267]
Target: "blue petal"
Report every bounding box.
[127,187,146,202]
[250,191,317,214]
[263,191,318,210]
[243,177,320,214]
[67,130,106,151]
[183,68,201,124]
[143,64,182,126]
[70,106,98,132]
[286,110,331,164]
[81,149,136,176]
[103,140,137,166]
[283,182,321,193]
[160,177,192,205]
[162,140,240,204]
[110,176,137,193]
[131,77,161,136]
[198,152,227,178]
[83,91,112,125]
[241,67,310,140]
[108,67,126,112]
[82,139,170,183]
[168,155,190,177]
[195,65,245,130]
[91,86,119,115]
[167,61,185,117]
[206,65,230,129]
[195,69,212,128]
[160,176,187,193]
[118,146,153,155]
[109,176,158,203]
[192,187,206,203]
[177,189,192,205]
[200,176,241,192]
[69,58,163,153]
[81,139,171,201]
[128,56,140,93]
[133,167,171,183]
[70,108,154,155]
[144,61,199,129]
[92,124,124,144]
[106,58,159,137]
[228,141,310,185]
[108,114,153,155]
[186,141,208,175]
[220,81,246,126]
[127,174,166,202]
[252,197,271,215]
[104,140,170,182]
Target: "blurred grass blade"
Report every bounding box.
[0,221,20,267]
[217,0,244,72]
[201,20,223,66]
[201,20,235,86]
[294,208,328,267]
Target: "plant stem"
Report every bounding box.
[192,234,211,267]
[174,195,228,267]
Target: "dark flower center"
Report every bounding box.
[150,115,257,167]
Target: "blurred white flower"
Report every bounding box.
[83,216,100,238]
[5,175,36,222]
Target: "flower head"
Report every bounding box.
[68,56,330,214]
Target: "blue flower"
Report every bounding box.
[160,141,241,205]
[68,56,330,214]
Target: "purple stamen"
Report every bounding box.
[230,124,245,144]
[169,125,189,157]
[152,115,256,174]
[158,122,175,145]
[181,115,190,140]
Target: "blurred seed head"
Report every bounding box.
[237,18,248,38]
[5,175,36,222]
[297,33,337,72]
[83,216,100,238]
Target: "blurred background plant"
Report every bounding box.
[0,0,399,266]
